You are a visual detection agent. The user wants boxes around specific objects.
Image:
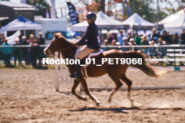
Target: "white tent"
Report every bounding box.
[5,31,21,44]
[71,11,123,32]
[122,13,155,27]
[1,15,42,32]
[159,9,184,25]
[164,13,185,33]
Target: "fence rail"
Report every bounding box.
[0,44,185,47]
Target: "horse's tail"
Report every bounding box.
[126,51,162,77]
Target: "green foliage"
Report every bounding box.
[26,0,50,18]
[128,0,158,22]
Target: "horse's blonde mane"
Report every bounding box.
[54,33,75,44]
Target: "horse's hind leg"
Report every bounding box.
[120,74,134,106]
[107,74,123,102]
[71,80,87,101]
[80,78,100,106]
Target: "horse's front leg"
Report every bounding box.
[81,78,100,106]
[71,79,87,101]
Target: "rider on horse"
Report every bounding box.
[70,12,101,81]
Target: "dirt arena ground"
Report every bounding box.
[0,68,185,123]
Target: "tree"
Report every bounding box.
[26,0,50,18]
[80,0,105,13]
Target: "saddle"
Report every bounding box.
[75,47,103,78]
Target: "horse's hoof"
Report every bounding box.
[96,101,100,107]
[108,98,111,103]
[81,96,88,101]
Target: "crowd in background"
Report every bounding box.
[102,28,185,59]
[1,29,185,67]
[0,32,45,67]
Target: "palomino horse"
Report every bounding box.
[44,33,159,106]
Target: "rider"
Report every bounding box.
[70,12,101,80]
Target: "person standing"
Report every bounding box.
[32,37,40,67]
[38,32,45,45]
[141,35,150,55]
[13,39,21,66]
[134,33,141,45]
[173,33,180,44]
[161,31,171,44]
[152,28,160,43]
[0,35,5,61]
[1,39,13,67]
[38,32,45,67]
[127,31,133,42]
[107,32,115,45]
[122,37,129,51]
[181,29,185,44]
[21,36,30,65]
[117,30,124,45]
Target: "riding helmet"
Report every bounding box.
[86,12,97,21]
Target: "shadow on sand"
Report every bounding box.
[69,106,183,114]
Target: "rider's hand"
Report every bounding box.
[73,43,78,47]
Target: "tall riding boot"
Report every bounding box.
[69,59,84,81]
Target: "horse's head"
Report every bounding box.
[44,33,65,55]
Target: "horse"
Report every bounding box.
[44,33,160,106]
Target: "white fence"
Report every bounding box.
[1,45,185,91]
[53,45,185,91]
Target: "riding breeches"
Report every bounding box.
[75,45,95,59]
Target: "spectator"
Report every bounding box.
[38,32,45,45]
[111,40,119,50]
[0,39,13,67]
[29,34,38,67]
[129,38,137,51]
[141,35,149,55]
[147,34,152,41]
[102,39,109,51]
[13,38,21,66]
[181,29,185,44]
[149,40,157,58]
[21,36,30,65]
[170,33,174,43]
[111,40,116,46]
[157,38,166,59]
[134,33,141,45]
[173,33,180,44]
[152,28,160,42]
[107,32,115,45]
[141,35,149,45]
[162,31,171,44]
[127,31,133,42]
[0,35,5,61]
[117,30,124,45]
[19,35,22,44]
[38,32,45,67]
[122,37,129,51]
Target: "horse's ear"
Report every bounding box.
[54,33,59,39]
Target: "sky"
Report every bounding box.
[10,0,180,17]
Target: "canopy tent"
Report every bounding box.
[122,13,155,30]
[164,13,185,33]
[1,15,42,32]
[71,11,124,32]
[159,9,184,25]
[5,31,21,44]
